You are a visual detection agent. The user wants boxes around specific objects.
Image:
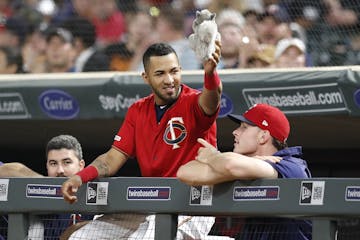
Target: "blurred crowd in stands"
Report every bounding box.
[0,0,359,74]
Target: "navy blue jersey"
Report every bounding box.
[236,146,312,240]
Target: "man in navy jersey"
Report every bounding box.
[177,103,312,240]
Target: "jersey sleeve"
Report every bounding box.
[112,104,137,157]
[266,159,309,178]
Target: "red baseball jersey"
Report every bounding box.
[112,84,218,177]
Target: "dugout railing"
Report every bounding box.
[1,177,359,239]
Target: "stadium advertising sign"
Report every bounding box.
[0,93,30,119]
[26,184,63,199]
[233,186,279,201]
[242,83,347,114]
[39,89,79,119]
[189,185,213,206]
[98,93,141,112]
[299,181,325,205]
[0,179,9,201]
[127,186,171,201]
[345,186,360,201]
[86,182,109,205]
[219,93,233,118]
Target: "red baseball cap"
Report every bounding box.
[228,103,290,143]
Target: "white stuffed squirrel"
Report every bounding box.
[188,9,221,61]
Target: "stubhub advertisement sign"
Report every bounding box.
[39,89,79,119]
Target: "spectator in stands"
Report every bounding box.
[130,5,202,71]
[246,43,275,68]
[11,0,44,32]
[0,46,26,73]
[62,17,109,72]
[286,0,360,66]
[274,37,306,68]
[0,16,28,54]
[22,26,47,73]
[70,0,94,20]
[104,9,154,71]
[177,103,312,240]
[178,0,201,37]
[44,27,75,72]
[243,9,260,29]
[153,5,201,70]
[90,0,126,48]
[216,8,259,69]
[216,9,245,69]
[0,0,13,30]
[207,0,246,15]
[61,41,222,239]
[0,134,93,239]
[43,0,74,27]
[255,9,292,46]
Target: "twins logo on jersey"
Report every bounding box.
[163,117,187,149]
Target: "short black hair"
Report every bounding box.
[142,43,178,71]
[46,135,83,160]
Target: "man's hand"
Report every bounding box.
[62,175,82,204]
[254,155,282,163]
[203,40,221,75]
[195,138,219,164]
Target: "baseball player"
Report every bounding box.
[62,41,222,239]
[0,135,93,239]
[177,103,312,239]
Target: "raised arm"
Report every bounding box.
[198,40,223,116]
[61,147,128,204]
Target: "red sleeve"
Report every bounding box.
[112,104,137,157]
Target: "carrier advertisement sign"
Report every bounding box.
[242,83,347,114]
[26,184,63,199]
[127,186,171,200]
[233,186,279,201]
[39,89,80,119]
